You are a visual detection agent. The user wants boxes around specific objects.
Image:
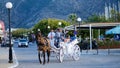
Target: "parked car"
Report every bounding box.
[6,39,13,46]
[18,39,29,47]
[1,39,14,47]
[79,39,98,50]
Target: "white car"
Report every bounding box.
[18,39,28,47]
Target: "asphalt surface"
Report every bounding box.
[1,42,120,68]
[13,42,120,68]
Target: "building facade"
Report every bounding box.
[0,20,5,38]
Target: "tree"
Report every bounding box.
[87,14,107,23]
[116,12,120,22]
[33,18,70,36]
[12,28,29,38]
[68,13,77,24]
[108,9,120,22]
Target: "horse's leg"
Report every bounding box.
[43,51,46,65]
[38,51,42,64]
[47,50,50,63]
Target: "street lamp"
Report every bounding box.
[31,30,34,33]
[37,29,40,32]
[77,17,82,30]
[47,26,50,29]
[58,22,62,27]
[5,2,13,63]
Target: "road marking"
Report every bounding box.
[8,48,19,68]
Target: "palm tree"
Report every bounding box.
[68,13,77,24]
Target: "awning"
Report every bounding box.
[64,22,120,30]
[105,25,120,34]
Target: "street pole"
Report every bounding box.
[6,2,13,63]
[77,17,81,35]
[8,8,13,63]
[89,24,92,50]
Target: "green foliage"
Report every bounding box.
[68,13,77,24]
[87,9,120,23]
[33,18,70,35]
[80,30,89,39]
[97,39,120,48]
[87,14,107,22]
[107,9,120,22]
[116,12,120,22]
[12,28,29,38]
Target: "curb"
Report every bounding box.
[8,48,19,68]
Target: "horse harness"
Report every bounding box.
[37,36,48,46]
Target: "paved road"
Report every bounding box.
[13,43,120,68]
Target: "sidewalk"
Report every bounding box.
[81,48,120,55]
[0,47,15,68]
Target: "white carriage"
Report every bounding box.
[51,38,81,63]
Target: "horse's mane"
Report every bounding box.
[36,32,49,46]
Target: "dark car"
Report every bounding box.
[79,39,98,50]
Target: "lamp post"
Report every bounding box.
[58,22,62,27]
[77,17,82,30]
[47,26,50,29]
[77,17,82,36]
[6,2,13,63]
[37,29,40,32]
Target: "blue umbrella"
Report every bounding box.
[105,25,120,34]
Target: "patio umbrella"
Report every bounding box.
[105,25,120,34]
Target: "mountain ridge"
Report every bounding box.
[0,0,119,28]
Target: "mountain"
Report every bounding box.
[0,0,119,28]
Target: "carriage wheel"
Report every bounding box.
[72,45,80,61]
[59,48,64,63]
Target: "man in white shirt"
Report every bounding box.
[48,29,60,52]
[47,29,55,47]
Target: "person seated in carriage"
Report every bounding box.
[54,29,71,48]
[64,34,77,43]
[48,29,60,52]
[61,35,79,55]
[60,35,73,55]
[54,28,64,48]
[64,35,70,43]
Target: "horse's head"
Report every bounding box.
[36,31,42,39]
[36,32,46,45]
[36,32,41,39]
[38,32,42,36]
